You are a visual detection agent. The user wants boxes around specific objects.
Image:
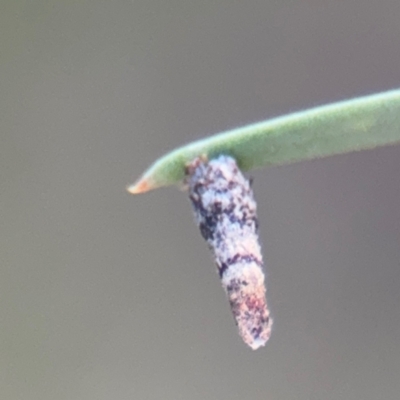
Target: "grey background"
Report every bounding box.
[2,1,400,399]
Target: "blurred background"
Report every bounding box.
[2,1,400,399]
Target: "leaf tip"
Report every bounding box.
[126,178,152,194]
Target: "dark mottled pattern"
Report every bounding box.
[185,155,273,349]
[219,254,262,278]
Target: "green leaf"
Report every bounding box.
[128,89,400,194]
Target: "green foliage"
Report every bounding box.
[128,89,400,194]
